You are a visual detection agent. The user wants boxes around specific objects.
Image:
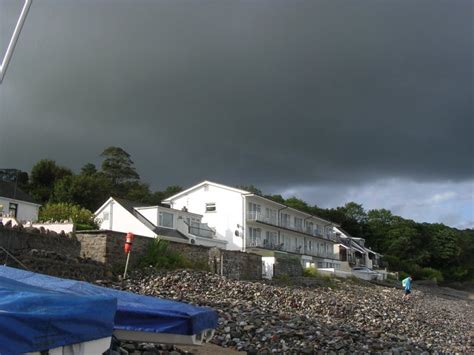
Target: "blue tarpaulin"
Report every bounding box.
[0,275,116,355]
[0,266,218,337]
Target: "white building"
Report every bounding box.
[163,181,341,278]
[94,197,227,248]
[0,181,40,223]
[333,226,382,271]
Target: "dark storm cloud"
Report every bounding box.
[1,0,472,192]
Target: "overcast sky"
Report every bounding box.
[1,0,472,228]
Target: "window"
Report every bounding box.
[265,208,277,224]
[305,221,314,234]
[8,203,18,218]
[308,240,313,251]
[248,227,261,246]
[103,212,109,221]
[248,202,261,219]
[205,203,216,212]
[265,231,278,247]
[315,225,322,236]
[159,211,174,228]
[281,213,290,228]
[294,217,303,231]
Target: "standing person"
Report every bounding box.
[402,275,413,301]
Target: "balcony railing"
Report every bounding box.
[186,222,216,239]
[246,238,284,251]
[247,211,278,226]
[246,239,337,258]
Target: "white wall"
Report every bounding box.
[262,256,275,279]
[135,206,158,225]
[0,197,39,222]
[168,184,244,250]
[96,200,155,238]
[27,222,75,234]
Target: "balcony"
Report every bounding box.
[304,248,337,259]
[246,238,284,251]
[185,222,216,239]
[247,211,278,226]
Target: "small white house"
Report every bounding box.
[94,197,227,248]
[0,181,40,223]
[163,181,341,279]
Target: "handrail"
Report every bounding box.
[0,246,30,271]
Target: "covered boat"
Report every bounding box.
[0,275,116,355]
[0,266,218,345]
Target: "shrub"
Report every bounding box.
[303,266,318,277]
[418,267,444,282]
[140,239,189,269]
[275,273,290,282]
[39,202,98,229]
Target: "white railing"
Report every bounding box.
[187,222,216,239]
[246,212,278,226]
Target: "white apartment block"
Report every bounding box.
[163,181,341,278]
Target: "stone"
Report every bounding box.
[107,268,472,354]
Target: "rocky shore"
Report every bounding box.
[106,269,473,354]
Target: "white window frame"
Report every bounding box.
[205,203,216,212]
[248,227,261,246]
[294,217,303,231]
[281,213,290,228]
[159,211,174,228]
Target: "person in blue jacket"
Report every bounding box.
[402,275,413,301]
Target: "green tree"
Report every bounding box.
[265,194,286,204]
[52,174,111,211]
[237,185,262,195]
[100,146,140,185]
[80,163,97,176]
[285,197,312,214]
[29,159,73,204]
[147,185,183,205]
[428,224,462,267]
[121,181,152,203]
[343,202,367,224]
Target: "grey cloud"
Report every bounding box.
[0,0,472,193]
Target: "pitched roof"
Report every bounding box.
[162,180,250,202]
[112,197,151,214]
[112,197,189,241]
[0,181,39,205]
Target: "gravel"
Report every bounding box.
[103,268,473,353]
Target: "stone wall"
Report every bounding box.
[0,224,105,281]
[0,226,264,281]
[0,223,80,257]
[274,254,303,278]
[222,250,262,280]
[4,250,105,281]
[76,231,263,280]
